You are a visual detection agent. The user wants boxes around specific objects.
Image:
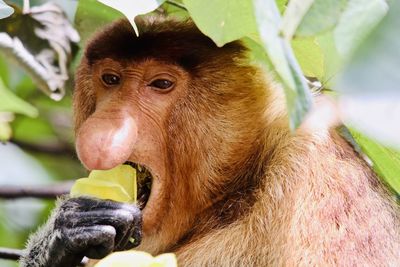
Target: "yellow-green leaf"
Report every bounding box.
[254,0,312,129]
[292,37,324,78]
[334,0,388,58]
[296,0,347,37]
[351,129,400,194]
[183,0,258,47]
[0,77,38,117]
[97,0,166,36]
[75,0,123,44]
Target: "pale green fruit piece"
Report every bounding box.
[94,250,177,267]
[150,253,178,267]
[70,165,137,203]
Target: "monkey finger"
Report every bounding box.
[115,213,142,251]
[65,197,140,213]
[61,209,140,249]
[62,209,135,227]
[60,197,111,212]
[112,210,141,250]
[123,220,142,250]
[114,206,142,250]
[63,225,116,259]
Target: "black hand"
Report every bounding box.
[55,197,142,256]
[56,197,142,251]
[21,196,142,267]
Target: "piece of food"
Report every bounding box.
[94,250,177,267]
[70,164,137,203]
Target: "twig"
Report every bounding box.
[0,247,22,261]
[0,247,87,266]
[10,139,77,157]
[0,182,73,199]
[166,0,187,10]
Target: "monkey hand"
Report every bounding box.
[20,196,142,267]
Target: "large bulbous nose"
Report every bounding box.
[76,111,138,170]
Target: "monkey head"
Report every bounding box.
[74,17,271,253]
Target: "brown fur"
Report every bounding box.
[74,17,400,266]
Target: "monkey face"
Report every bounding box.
[74,56,191,236]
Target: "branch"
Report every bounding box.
[0,182,72,199]
[166,0,187,10]
[10,139,77,157]
[0,247,87,266]
[0,247,21,261]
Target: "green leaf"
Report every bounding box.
[75,0,123,44]
[0,0,13,19]
[161,1,189,19]
[296,0,347,37]
[333,0,400,150]
[97,0,166,36]
[0,55,10,86]
[350,129,400,194]
[316,31,343,86]
[281,0,314,40]
[253,0,312,129]
[292,37,324,78]
[295,0,386,85]
[182,0,258,47]
[334,0,388,58]
[0,77,38,117]
[242,37,273,70]
[276,0,288,13]
[12,115,58,146]
[337,0,398,95]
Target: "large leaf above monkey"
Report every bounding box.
[96,0,166,36]
[0,2,79,100]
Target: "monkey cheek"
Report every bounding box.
[76,116,138,170]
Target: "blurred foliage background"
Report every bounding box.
[0,1,86,266]
[0,0,399,266]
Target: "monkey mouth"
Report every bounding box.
[124,161,152,210]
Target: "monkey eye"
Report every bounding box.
[148,79,174,91]
[101,73,120,86]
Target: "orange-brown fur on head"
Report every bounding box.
[75,17,400,266]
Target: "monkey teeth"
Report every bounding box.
[124,161,152,210]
